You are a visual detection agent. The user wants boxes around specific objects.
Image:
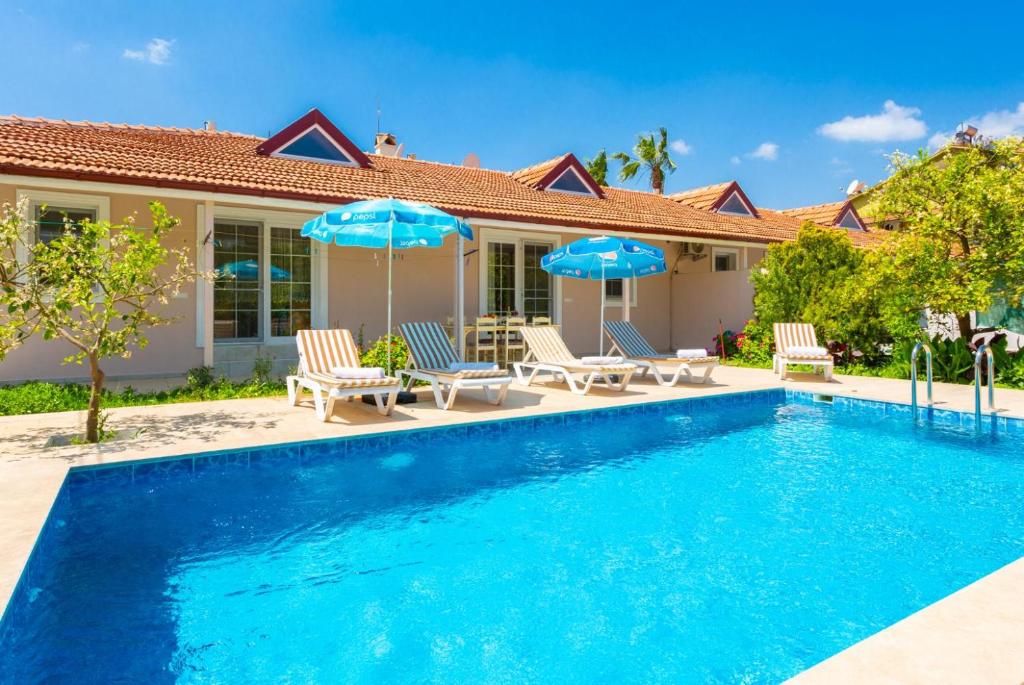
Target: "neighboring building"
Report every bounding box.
[0,109,869,383]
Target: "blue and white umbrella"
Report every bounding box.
[301,198,473,368]
[541,236,666,353]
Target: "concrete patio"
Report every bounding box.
[1,365,1022,684]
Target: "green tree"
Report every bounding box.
[612,127,677,194]
[0,200,201,442]
[585,149,608,186]
[873,138,1024,341]
[750,223,896,360]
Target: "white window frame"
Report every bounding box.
[545,167,599,197]
[603,277,638,307]
[195,206,326,347]
[270,123,359,166]
[477,226,562,322]
[15,189,111,262]
[712,246,740,272]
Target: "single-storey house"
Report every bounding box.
[0,109,870,383]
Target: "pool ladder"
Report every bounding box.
[974,343,996,426]
[910,342,933,419]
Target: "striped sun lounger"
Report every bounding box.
[604,320,719,386]
[398,322,513,410]
[286,329,401,422]
[773,322,833,381]
[515,326,636,395]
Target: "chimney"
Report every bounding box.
[374,132,400,157]
[203,120,216,132]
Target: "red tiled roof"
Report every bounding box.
[0,115,869,245]
[668,182,733,210]
[779,201,848,225]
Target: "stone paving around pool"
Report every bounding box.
[1,365,1023,684]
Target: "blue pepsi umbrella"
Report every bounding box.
[302,198,474,368]
[541,236,666,353]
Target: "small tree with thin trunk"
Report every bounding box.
[613,127,677,194]
[0,200,200,442]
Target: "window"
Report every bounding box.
[269,227,312,337]
[548,168,596,195]
[34,205,96,245]
[523,241,553,319]
[486,241,517,315]
[275,126,357,165]
[837,209,863,230]
[213,222,262,340]
[604,278,638,306]
[481,231,557,320]
[717,191,754,217]
[712,247,739,272]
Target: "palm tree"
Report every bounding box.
[613,127,677,194]
[584,149,608,186]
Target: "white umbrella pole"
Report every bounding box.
[599,261,605,355]
[387,214,393,372]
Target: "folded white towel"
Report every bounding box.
[331,366,385,379]
[581,355,624,365]
[676,349,708,359]
[786,345,829,357]
[447,362,500,372]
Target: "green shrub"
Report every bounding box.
[251,354,273,385]
[186,365,214,389]
[736,320,774,367]
[360,334,409,377]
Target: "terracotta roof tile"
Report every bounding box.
[668,182,734,210]
[778,201,850,225]
[0,116,864,246]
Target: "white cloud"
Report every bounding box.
[818,100,927,142]
[749,142,778,161]
[670,139,692,155]
[730,155,741,165]
[927,131,952,150]
[123,38,173,65]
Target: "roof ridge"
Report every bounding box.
[668,181,734,198]
[779,200,848,214]
[369,153,513,175]
[0,114,260,138]
[511,152,572,177]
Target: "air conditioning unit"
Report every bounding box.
[679,242,707,261]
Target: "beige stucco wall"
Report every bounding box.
[0,178,766,382]
[0,184,203,383]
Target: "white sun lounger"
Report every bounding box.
[398,321,513,410]
[287,329,401,422]
[604,320,719,385]
[773,322,833,381]
[515,326,636,395]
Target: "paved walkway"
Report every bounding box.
[1,366,1022,683]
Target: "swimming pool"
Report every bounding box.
[2,389,1022,684]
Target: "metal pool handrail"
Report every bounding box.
[910,341,933,418]
[974,343,995,426]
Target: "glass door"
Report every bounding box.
[483,235,556,319]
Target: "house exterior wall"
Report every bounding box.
[0,179,764,382]
[0,183,203,382]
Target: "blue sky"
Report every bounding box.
[3,1,1024,208]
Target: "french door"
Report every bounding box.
[482,233,557,320]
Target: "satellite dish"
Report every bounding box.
[395,142,405,158]
[846,179,865,196]
[462,152,481,168]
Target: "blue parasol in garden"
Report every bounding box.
[301,198,473,369]
[541,236,666,353]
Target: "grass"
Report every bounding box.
[0,379,288,416]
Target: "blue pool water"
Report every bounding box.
[2,390,1023,684]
